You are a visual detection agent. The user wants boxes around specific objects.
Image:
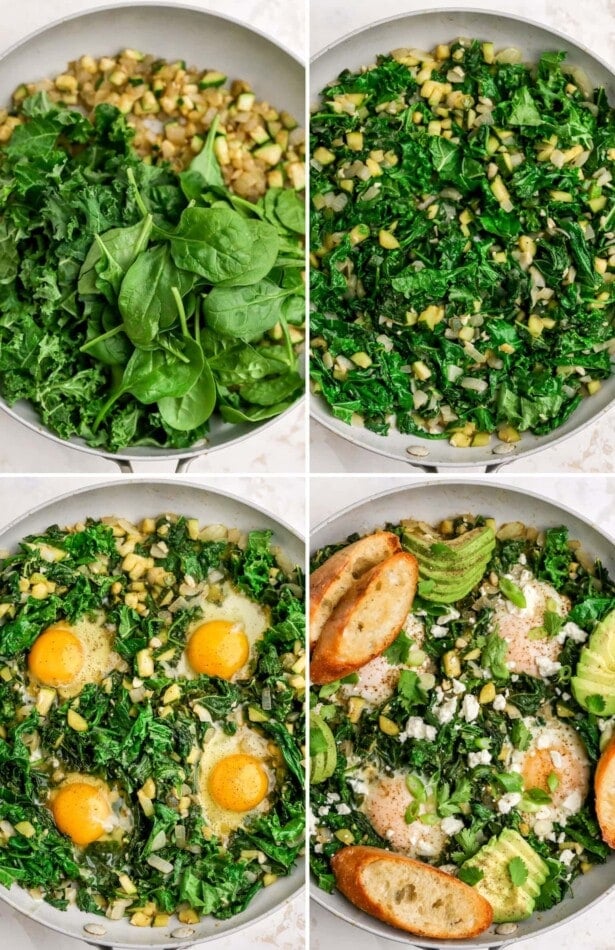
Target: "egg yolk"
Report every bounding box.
[208,754,268,812]
[522,749,559,793]
[28,624,84,687]
[50,782,111,846]
[186,620,249,679]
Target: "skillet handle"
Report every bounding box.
[405,461,506,474]
[110,458,196,474]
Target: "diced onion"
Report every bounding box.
[446,364,463,382]
[461,377,488,393]
[147,855,174,875]
[150,830,167,852]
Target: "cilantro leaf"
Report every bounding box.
[384,629,413,664]
[508,856,528,887]
[458,866,484,886]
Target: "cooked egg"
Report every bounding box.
[509,718,589,832]
[493,571,570,678]
[28,617,118,698]
[197,725,277,838]
[339,616,431,706]
[178,584,269,681]
[48,773,131,847]
[361,773,447,859]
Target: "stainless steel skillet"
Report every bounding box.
[310,9,615,472]
[0,478,305,948]
[0,3,305,473]
[310,478,615,948]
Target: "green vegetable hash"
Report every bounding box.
[310,39,615,449]
[310,514,615,925]
[0,84,304,452]
[0,515,304,928]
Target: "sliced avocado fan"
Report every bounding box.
[310,711,337,784]
[402,523,496,604]
[462,828,549,923]
[572,608,615,715]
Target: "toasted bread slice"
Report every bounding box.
[595,735,615,848]
[331,846,493,940]
[310,551,418,685]
[310,531,401,649]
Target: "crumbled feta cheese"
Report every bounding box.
[430,624,449,638]
[519,553,527,565]
[534,819,554,839]
[441,817,464,836]
[436,608,460,625]
[468,749,492,767]
[461,694,480,722]
[400,716,437,742]
[557,621,588,645]
[559,849,575,866]
[434,698,458,724]
[498,792,522,815]
[535,806,552,821]
[451,678,466,695]
[537,732,554,750]
[563,790,582,813]
[492,693,506,712]
[318,805,330,816]
[347,775,369,796]
[336,803,352,815]
[536,656,562,678]
[550,750,563,768]
[325,792,340,803]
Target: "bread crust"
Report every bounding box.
[310,551,418,685]
[331,845,494,940]
[309,532,401,650]
[595,735,615,848]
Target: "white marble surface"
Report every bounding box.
[0,0,306,475]
[0,474,306,948]
[309,0,615,474]
[310,473,615,950]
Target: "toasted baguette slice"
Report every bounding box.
[332,846,493,940]
[310,531,401,649]
[310,551,418,684]
[595,735,615,848]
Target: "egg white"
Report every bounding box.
[492,569,570,678]
[358,769,450,859]
[197,725,277,839]
[173,583,270,681]
[339,615,431,706]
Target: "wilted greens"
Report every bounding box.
[310,40,615,448]
[0,514,305,921]
[0,95,304,452]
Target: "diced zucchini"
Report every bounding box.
[346,131,363,151]
[255,143,283,166]
[199,70,227,88]
[249,126,270,145]
[280,110,298,130]
[236,92,255,111]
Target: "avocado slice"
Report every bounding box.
[572,609,615,715]
[575,664,615,688]
[462,829,549,923]
[403,524,495,605]
[572,676,615,715]
[577,647,614,673]
[310,712,337,784]
[422,562,489,604]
